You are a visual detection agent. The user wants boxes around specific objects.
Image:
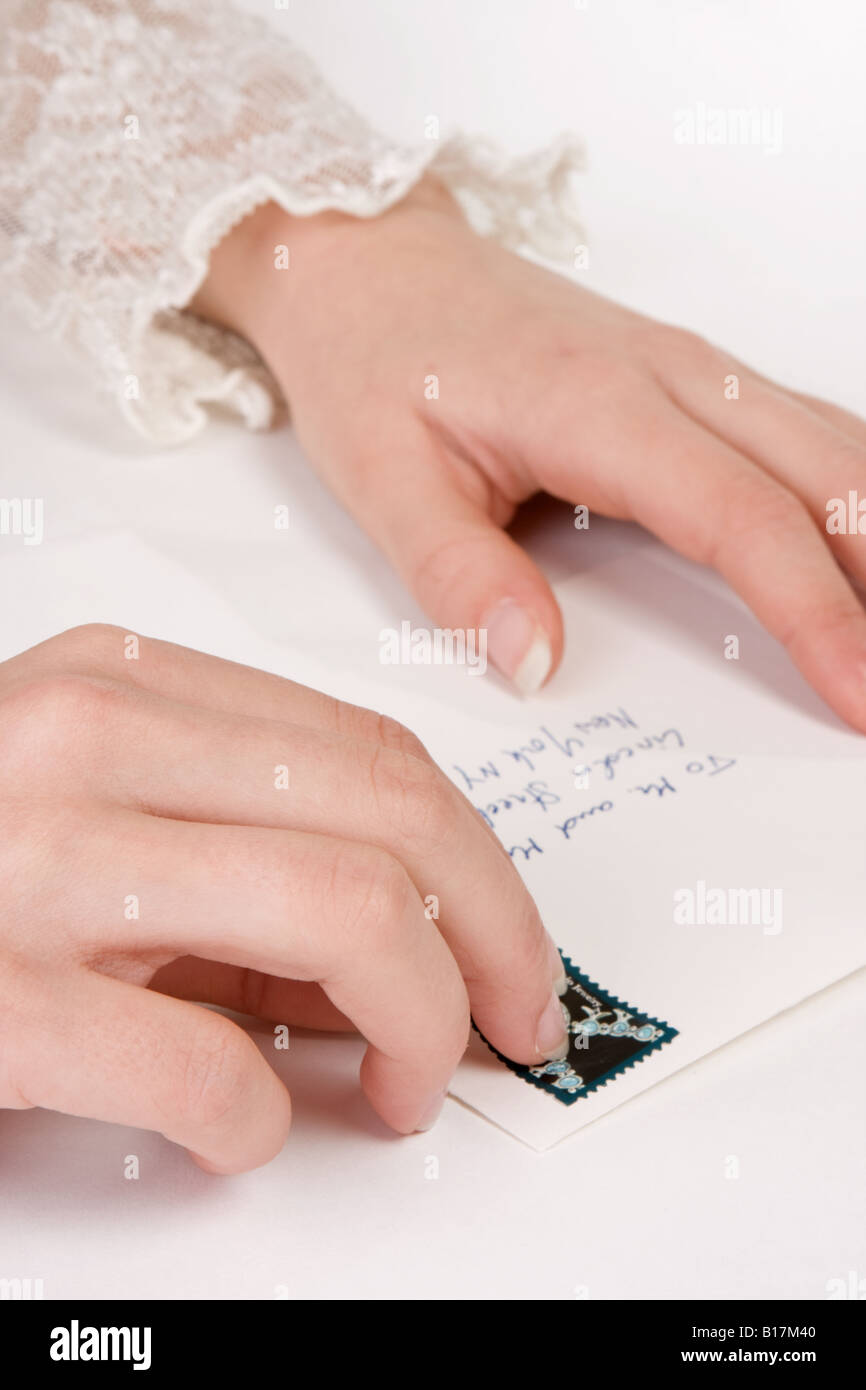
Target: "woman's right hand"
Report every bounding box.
[0,624,567,1172]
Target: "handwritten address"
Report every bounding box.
[451,707,737,859]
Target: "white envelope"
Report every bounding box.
[365,544,866,1148]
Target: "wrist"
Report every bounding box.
[189,173,462,363]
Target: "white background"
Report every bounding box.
[0,0,864,1299]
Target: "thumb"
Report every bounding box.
[351,435,563,694]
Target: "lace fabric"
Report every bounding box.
[1,0,585,444]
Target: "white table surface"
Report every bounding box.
[0,0,863,1300]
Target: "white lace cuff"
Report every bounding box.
[1,1,585,444]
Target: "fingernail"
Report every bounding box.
[545,935,568,996]
[482,599,552,695]
[415,1089,448,1133]
[536,989,570,1061]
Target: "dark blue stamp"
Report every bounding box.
[478,953,678,1104]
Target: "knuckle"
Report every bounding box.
[407,529,469,600]
[741,480,805,531]
[713,478,806,565]
[335,700,431,763]
[786,592,864,655]
[48,623,126,665]
[178,1016,251,1131]
[640,323,716,365]
[689,476,779,574]
[373,712,431,763]
[405,527,509,615]
[14,673,116,724]
[0,674,122,769]
[365,745,455,855]
[328,843,415,948]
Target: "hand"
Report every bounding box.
[194,178,866,730]
[0,624,567,1172]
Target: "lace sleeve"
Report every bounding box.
[0,1,584,445]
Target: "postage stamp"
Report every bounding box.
[478,953,678,1105]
